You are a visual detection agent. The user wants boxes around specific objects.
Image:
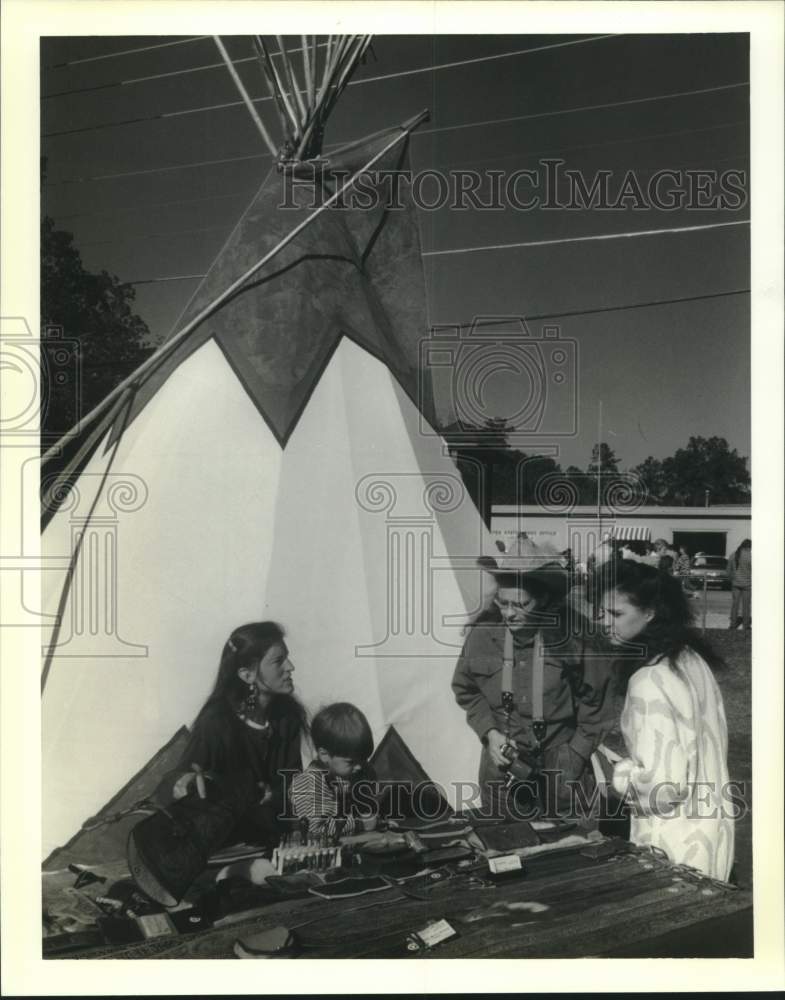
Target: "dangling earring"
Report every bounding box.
[243,682,257,717]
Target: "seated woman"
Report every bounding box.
[290,703,378,840]
[156,621,308,848]
[598,562,734,881]
[452,556,616,820]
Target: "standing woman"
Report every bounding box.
[156,621,307,846]
[599,562,734,880]
[728,539,752,630]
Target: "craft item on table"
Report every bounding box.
[233,925,297,959]
[215,857,276,885]
[67,864,107,889]
[307,875,392,900]
[386,815,463,833]
[264,871,325,899]
[341,830,408,854]
[469,821,540,855]
[486,854,526,880]
[405,918,458,952]
[135,911,177,940]
[271,843,342,875]
[207,843,270,867]
[419,845,474,865]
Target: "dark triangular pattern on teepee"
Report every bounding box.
[42,726,191,871]
[370,725,453,820]
[107,126,432,449]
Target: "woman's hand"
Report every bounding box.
[173,763,211,800]
[485,728,511,770]
[257,782,273,806]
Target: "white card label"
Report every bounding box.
[488,854,523,874]
[416,919,457,948]
[136,912,176,939]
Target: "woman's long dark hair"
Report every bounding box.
[733,538,751,568]
[597,560,725,695]
[196,621,308,733]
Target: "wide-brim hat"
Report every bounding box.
[476,554,571,598]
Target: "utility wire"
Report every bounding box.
[417,82,749,137]
[441,288,750,328]
[44,90,748,184]
[43,34,614,100]
[42,35,628,137]
[43,78,749,141]
[421,219,749,258]
[44,36,209,69]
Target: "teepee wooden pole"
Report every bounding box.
[301,34,314,108]
[276,35,307,125]
[309,36,319,104]
[42,110,429,467]
[213,36,278,156]
[257,35,300,139]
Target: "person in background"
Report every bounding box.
[728,539,752,631]
[653,538,678,574]
[675,545,691,577]
[290,703,378,840]
[598,561,734,881]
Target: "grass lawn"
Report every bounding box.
[709,628,752,889]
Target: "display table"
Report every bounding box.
[43,836,752,960]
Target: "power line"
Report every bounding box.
[44,36,209,69]
[43,34,614,101]
[42,35,623,137]
[417,82,749,138]
[444,288,750,328]
[44,85,749,184]
[421,219,749,258]
[47,119,746,217]
[52,189,253,223]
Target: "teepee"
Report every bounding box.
[41,36,491,858]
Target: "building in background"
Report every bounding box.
[491,505,751,563]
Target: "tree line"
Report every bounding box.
[441,418,750,511]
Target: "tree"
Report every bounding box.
[587,441,620,475]
[661,436,750,505]
[630,456,668,505]
[41,215,153,438]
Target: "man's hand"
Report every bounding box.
[485,729,511,770]
[257,782,273,806]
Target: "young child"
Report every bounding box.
[290,703,378,840]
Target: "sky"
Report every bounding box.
[41,32,750,471]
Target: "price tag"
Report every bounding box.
[488,854,523,874]
[414,918,457,949]
[135,912,177,939]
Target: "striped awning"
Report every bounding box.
[609,525,652,541]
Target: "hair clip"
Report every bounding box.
[227,637,238,653]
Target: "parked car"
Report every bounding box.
[688,555,731,590]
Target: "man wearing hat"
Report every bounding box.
[452,553,615,821]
